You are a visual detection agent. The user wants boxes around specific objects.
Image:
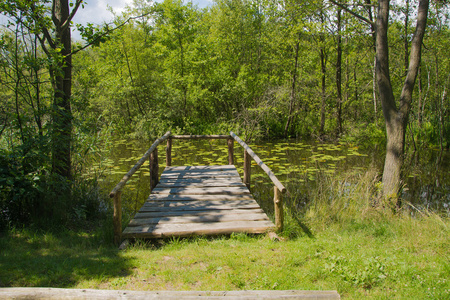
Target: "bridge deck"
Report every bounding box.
[122,165,275,239]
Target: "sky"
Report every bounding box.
[72,0,211,27]
[70,0,213,40]
[0,0,212,40]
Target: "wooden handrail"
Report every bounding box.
[230,132,286,193]
[109,131,171,245]
[230,131,286,231]
[109,131,171,198]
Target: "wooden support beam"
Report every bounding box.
[274,186,283,231]
[113,191,122,245]
[243,150,251,189]
[227,138,234,165]
[150,147,159,191]
[166,137,172,167]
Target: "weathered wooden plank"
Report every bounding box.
[122,220,275,238]
[160,172,240,179]
[128,213,271,226]
[159,177,242,183]
[171,135,231,140]
[160,173,239,178]
[141,199,259,209]
[146,194,255,201]
[143,199,257,207]
[151,186,251,195]
[159,177,243,184]
[156,181,246,188]
[164,165,237,171]
[134,208,266,219]
[138,201,261,212]
[0,288,341,299]
[161,166,240,177]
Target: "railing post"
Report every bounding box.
[227,137,234,165]
[150,147,159,191]
[274,186,283,231]
[113,191,122,245]
[166,137,172,166]
[243,150,251,189]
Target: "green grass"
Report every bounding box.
[0,216,448,298]
[0,168,449,298]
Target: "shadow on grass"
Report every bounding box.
[0,229,134,288]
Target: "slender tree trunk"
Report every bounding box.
[51,0,73,179]
[320,47,327,136]
[335,8,343,136]
[284,36,300,137]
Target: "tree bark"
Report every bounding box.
[335,8,343,136]
[376,0,429,201]
[284,35,300,137]
[51,0,73,179]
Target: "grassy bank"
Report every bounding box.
[1,167,449,299]
[1,213,448,299]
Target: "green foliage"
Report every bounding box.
[325,255,388,289]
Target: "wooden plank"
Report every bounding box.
[160,172,240,179]
[151,186,251,195]
[171,135,231,139]
[122,220,275,238]
[156,181,246,188]
[0,288,341,299]
[142,199,259,208]
[161,174,240,179]
[164,165,237,171]
[143,199,257,207]
[127,213,271,226]
[134,208,266,219]
[146,194,255,201]
[138,201,261,212]
[158,178,243,184]
[161,166,240,177]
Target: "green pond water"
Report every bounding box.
[91,139,450,221]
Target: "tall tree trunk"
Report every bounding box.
[284,37,300,137]
[51,0,73,179]
[376,0,429,202]
[320,47,326,136]
[335,8,343,136]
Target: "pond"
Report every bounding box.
[91,137,450,221]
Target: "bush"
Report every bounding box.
[0,147,103,231]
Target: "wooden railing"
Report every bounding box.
[109,131,286,244]
[109,131,171,245]
[230,132,287,231]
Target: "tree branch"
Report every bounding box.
[70,13,152,56]
[329,0,375,27]
[61,0,83,33]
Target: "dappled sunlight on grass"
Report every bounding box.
[0,229,134,288]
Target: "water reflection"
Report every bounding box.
[90,139,450,219]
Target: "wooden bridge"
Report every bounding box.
[109,132,286,245]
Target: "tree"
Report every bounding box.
[331,0,429,203]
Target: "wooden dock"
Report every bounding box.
[110,132,286,244]
[122,165,275,238]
